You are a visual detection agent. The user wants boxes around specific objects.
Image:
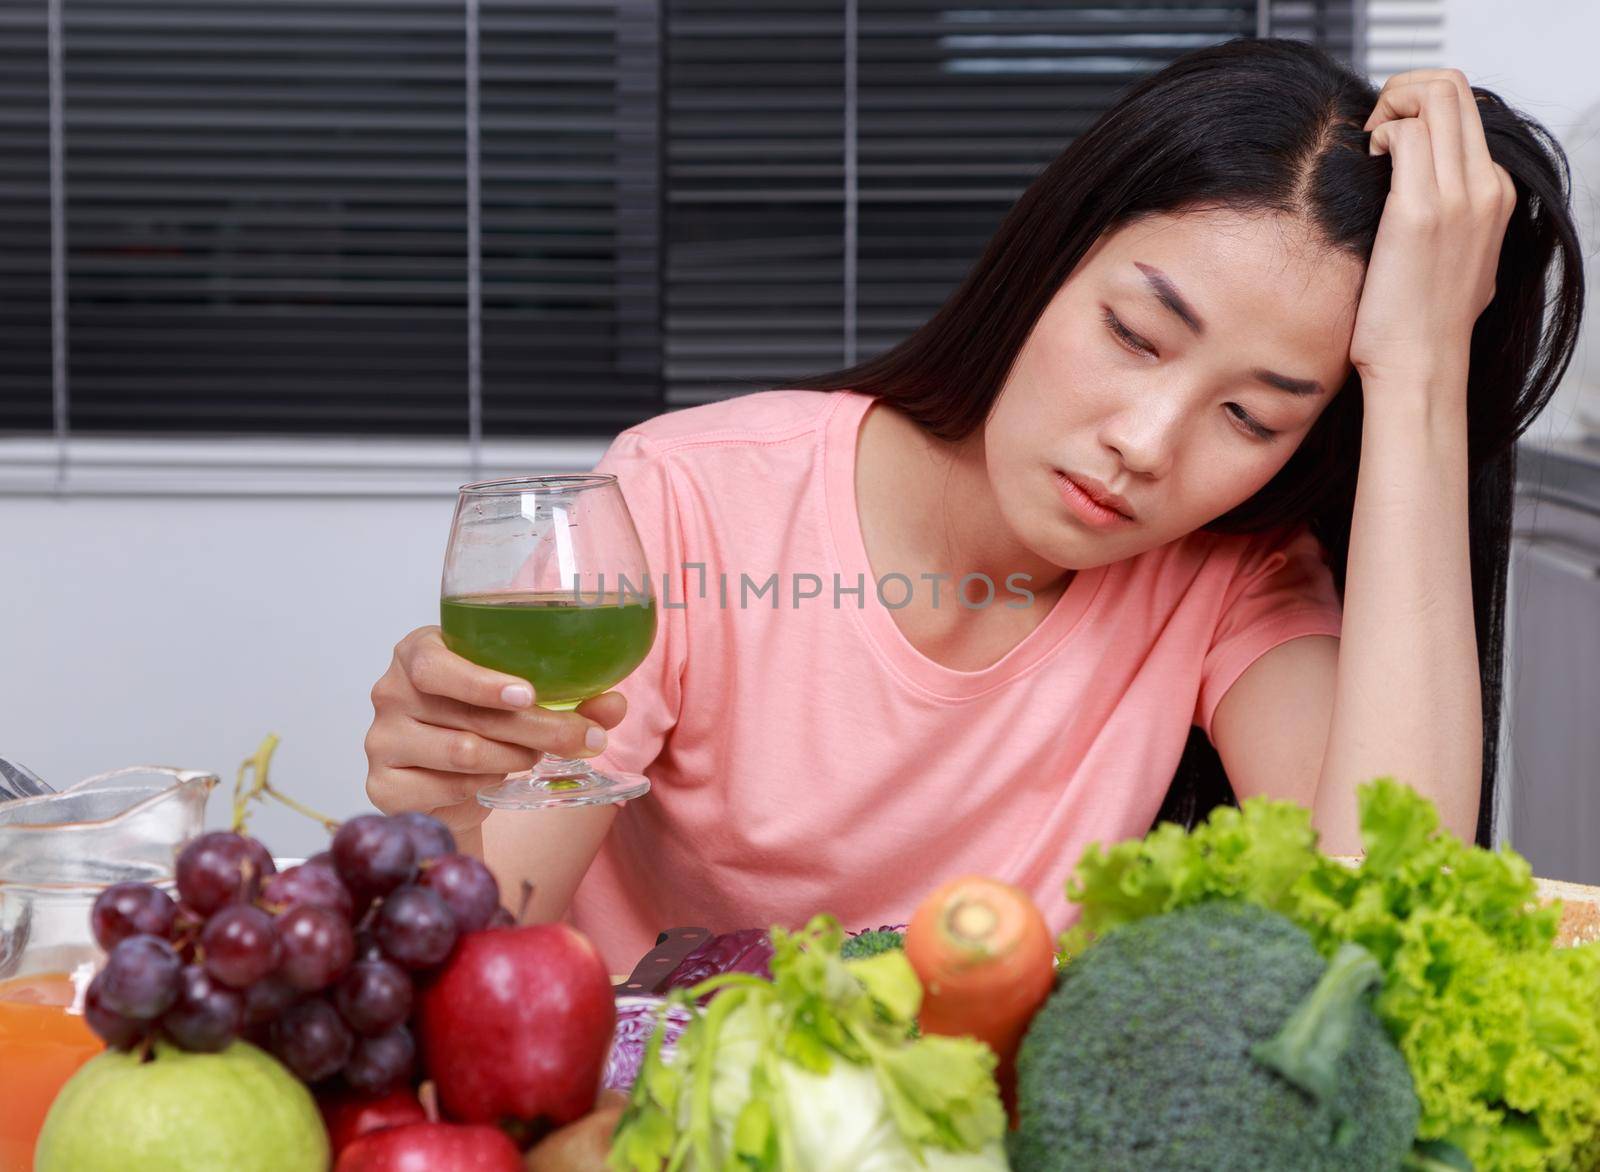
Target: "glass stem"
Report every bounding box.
[534,755,593,781]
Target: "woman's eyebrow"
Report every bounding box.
[1252,369,1324,396]
[1131,261,1324,396]
[1134,262,1204,335]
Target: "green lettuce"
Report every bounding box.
[609,915,1009,1172]
[1060,779,1600,1172]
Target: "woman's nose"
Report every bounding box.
[1100,402,1181,479]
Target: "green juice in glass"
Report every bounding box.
[440,591,657,710]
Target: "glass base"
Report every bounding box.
[476,757,651,811]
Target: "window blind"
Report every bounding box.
[0,1,52,432]
[56,0,469,434]
[0,0,1368,438]
[1365,0,1443,82]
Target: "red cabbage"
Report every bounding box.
[658,927,774,992]
[605,924,907,1093]
[604,996,691,1093]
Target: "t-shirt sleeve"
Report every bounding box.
[585,429,688,779]
[1195,526,1342,740]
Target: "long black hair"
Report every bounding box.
[779,38,1584,845]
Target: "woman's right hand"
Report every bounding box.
[364,626,628,836]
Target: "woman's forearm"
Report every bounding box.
[479,804,619,923]
[1313,378,1482,852]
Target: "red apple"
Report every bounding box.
[418,924,616,1129]
[333,1121,521,1172]
[319,1086,428,1157]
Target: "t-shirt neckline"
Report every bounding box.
[820,390,1108,701]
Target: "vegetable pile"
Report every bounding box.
[609,915,1010,1171]
[1011,901,1418,1171]
[1058,779,1600,1172]
[46,736,1600,1171]
[603,780,1600,1171]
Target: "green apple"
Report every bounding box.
[34,1040,327,1172]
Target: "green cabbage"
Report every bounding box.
[1061,779,1600,1172]
[608,915,1009,1172]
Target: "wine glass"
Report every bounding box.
[440,474,657,810]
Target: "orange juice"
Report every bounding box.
[0,973,103,1171]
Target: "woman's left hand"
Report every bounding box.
[1348,68,1517,397]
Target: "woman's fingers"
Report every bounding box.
[1367,73,1514,258]
[1348,68,1517,385]
[1421,81,1466,200]
[369,716,543,776]
[1367,69,1508,207]
[574,691,628,729]
[1493,163,1517,229]
[1367,77,1466,199]
[1371,117,1438,211]
[366,628,633,831]
[394,626,540,710]
[1365,68,1470,130]
[397,689,613,758]
[365,765,501,829]
[1450,76,1495,177]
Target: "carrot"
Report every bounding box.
[904,875,1056,1123]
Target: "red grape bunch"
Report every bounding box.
[84,811,507,1097]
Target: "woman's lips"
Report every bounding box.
[1053,470,1135,529]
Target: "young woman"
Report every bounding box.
[364,40,1583,972]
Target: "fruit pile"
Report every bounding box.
[84,810,502,1095]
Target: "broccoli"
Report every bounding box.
[1009,901,1418,1172]
[840,928,905,960]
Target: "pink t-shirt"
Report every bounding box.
[571,389,1342,972]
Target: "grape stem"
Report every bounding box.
[230,733,342,834]
[418,1080,442,1124]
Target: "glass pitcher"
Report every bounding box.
[0,765,216,1168]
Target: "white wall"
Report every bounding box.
[2,491,457,856]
